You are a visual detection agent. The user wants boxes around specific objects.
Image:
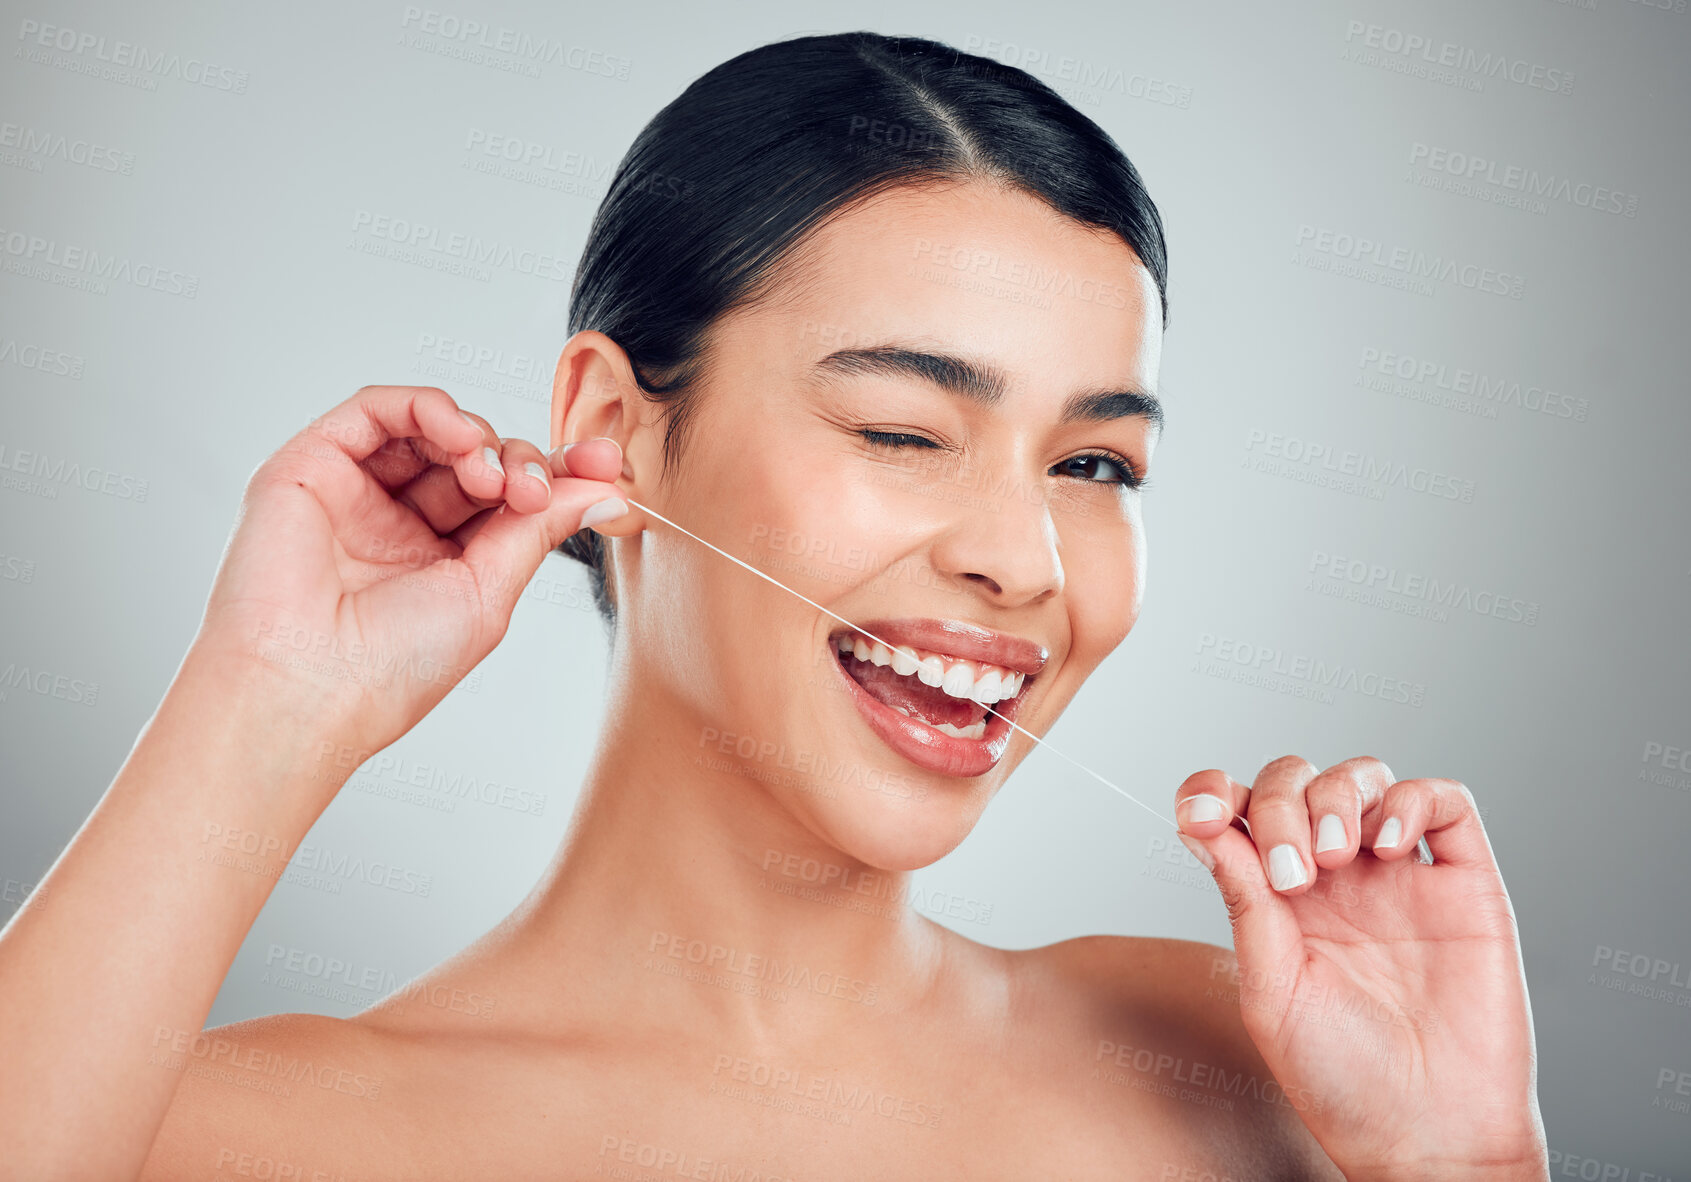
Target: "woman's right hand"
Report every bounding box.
[188,383,626,776]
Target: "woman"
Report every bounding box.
[0,31,1549,1181]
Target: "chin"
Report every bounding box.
[811,786,994,874]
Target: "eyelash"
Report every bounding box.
[857,429,1148,490]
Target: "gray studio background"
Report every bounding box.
[2,0,1687,1170]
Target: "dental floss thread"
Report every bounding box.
[622,497,1178,831]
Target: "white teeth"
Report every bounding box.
[941,662,976,698]
[834,634,1028,705]
[891,707,985,741]
[916,654,946,687]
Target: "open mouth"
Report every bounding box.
[826,619,1046,778]
[833,632,1027,739]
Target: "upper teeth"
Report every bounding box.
[835,634,1025,704]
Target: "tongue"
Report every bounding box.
[845,658,987,727]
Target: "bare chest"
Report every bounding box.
[326,1035,1211,1181]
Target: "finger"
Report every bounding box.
[1243,755,1319,896]
[1304,756,1393,871]
[552,436,624,484]
[1176,824,1304,1015]
[273,388,495,535]
[431,438,610,542]
[1369,777,1492,868]
[241,388,482,607]
[297,385,484,469]
[1174,768,1249,839]
[360,436,436,491]
[498,437,554,515]
[390,464,496,539]
[440,410,508,504]
[458,477,628,617]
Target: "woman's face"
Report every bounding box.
[609,180,1163,871]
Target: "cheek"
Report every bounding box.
[731,445,943,600]
[1065,507,1145,660]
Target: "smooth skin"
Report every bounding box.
[0,180,1549,1181]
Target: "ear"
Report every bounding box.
[550,330,654,539]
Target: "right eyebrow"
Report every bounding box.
[810,343,1163,434]
[811,346,1006,408]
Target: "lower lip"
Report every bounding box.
[830,647,1027,778]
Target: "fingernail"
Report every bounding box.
[1180,794,1226,824]
[481,446,504,476]
[1177,833,1216,871]
[1268,844,1307,891]
[1375,817,1403,850]
[523,461,550,490]
[580,496,628,530]
[459,411,480,432]
[1315,813,1347,853]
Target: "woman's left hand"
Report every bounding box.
[1174,756,1550,1181]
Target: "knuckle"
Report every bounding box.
[1220,885,1251,925]
[1246,788,1308,815]
[1262,753,1317,779]
[1347,754,1394,782]
[1178,768,1231,797]
[1311,765,1366,803]
[243,456,275,491]
[253,450,306,490]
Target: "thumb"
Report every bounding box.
[1179,825,1305,1006]
[458,478,627,619]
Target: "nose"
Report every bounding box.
[927,477,1065,608]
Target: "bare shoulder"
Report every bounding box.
[1008,934,1344,1182]
[1024,933,1244,1028]
[137,936,574,1182]
[138,1009,427,1181]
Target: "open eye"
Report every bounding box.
[1052,452,1145,488]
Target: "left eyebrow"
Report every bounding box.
[1059,388,1165,434]
[810,344,1163,433]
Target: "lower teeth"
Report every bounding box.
[890,703,986,740]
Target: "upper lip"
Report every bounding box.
[830,617,1049,677]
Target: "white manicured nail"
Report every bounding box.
[1268,844,1307,891]
[1375,817,1403,850]
[481,446,504,476]
[1315,813,1347,853]
[1181,794,1226,824]
[523,461,550,489]
[1178,834,1216,872]
[580,496,628,530]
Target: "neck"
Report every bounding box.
[504,645,961,1044]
